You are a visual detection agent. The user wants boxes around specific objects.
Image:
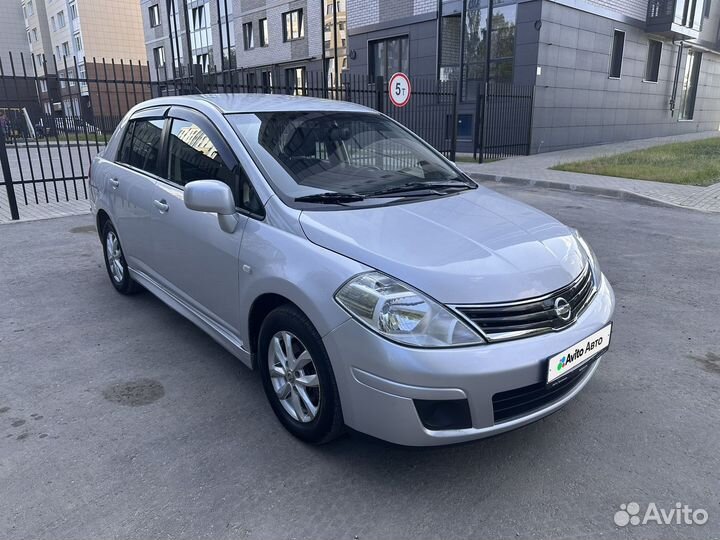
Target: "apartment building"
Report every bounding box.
[345,0,720,153]
[1,0,37,119]
[21,0,147,119]
[141,0,347,90]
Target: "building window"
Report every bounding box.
[259,18,268,47]
[25,1,34,17]
[32,28,38,41]
[369,36,409,80]
[189,3,212,52]
[51,16,56,31]
[261,70,273,92]
[286,66,306,95]
[69,2,77,19]
[27,30,32,44]
[74,32,83,51]
[609,30,625,78]
[196,53,210,73]
[57,10,66,28]
[282,9,304,41]
[153,46,166,68]
[149,4,161,27]
[680,50,702,120]
[644,40,662,82]
[78,62,87,90]
[705,0,712,17]
[62,41,70,57]
[243,22,254,50]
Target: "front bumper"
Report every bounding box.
[322,274,615,446]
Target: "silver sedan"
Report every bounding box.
[89,94,614,446]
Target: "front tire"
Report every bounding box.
[258,305,344,444]
[101,221,141,295]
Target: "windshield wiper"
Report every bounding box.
[294,192,365,204]
[364,180,475,198]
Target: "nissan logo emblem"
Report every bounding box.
[554,297,572,321]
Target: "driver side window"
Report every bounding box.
[166,119,264,215]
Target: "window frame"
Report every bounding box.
[608,29,625,79]
[149,4,161,27]
[679,49,702,121]
[644,39,662,83]
[243,21,254,50]
[368,35,409,80]
[259,17,269,47]
[153,45,166,68]
[282,9,304,42]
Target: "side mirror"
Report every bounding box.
[184,180,239,233]
[184,180,236,214]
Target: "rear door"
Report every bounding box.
[109,107,168,276]
[149,107,264,333]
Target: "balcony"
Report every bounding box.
[646,0,706,39]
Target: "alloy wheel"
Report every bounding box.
[268,330,321,423]
[106,231,124,283]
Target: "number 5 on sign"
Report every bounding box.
[388,72,411,108]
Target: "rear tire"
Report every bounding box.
[258,305,344,444]
[101,220,142,295]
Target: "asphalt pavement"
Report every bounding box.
[1,184,719,540]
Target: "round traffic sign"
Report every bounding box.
[388,72,411,108]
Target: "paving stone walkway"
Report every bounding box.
[459,131,720,213]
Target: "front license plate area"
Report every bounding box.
[547,323,612,384]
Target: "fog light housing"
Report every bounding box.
[413,399,472,430]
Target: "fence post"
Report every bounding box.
[450,80,458,162]
[374,76,384,114]
[0,126,20,220]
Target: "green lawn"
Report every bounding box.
[553,137,720,186]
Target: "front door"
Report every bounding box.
[149,109,257,334]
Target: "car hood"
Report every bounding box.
[298,186,587,304]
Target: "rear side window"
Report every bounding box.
[117,118,164,176]
[166,119,264,215]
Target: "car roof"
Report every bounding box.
[138,93,376,115]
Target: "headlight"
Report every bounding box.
[573,229,602,286]
[334,272,484,347]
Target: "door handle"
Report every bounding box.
[153,199,169,213]
[109,178,119,189]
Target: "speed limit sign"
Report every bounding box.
[388,72,411,108]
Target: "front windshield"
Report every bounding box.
[229,111,468,202]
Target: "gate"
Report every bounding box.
[473,83,534,161]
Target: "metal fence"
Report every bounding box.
[1,53,533,220]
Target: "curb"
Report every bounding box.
[466,172,708,212]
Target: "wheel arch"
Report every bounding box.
[96,208,111,241]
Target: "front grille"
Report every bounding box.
[454,265,595,342]
[492,358,597,423]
